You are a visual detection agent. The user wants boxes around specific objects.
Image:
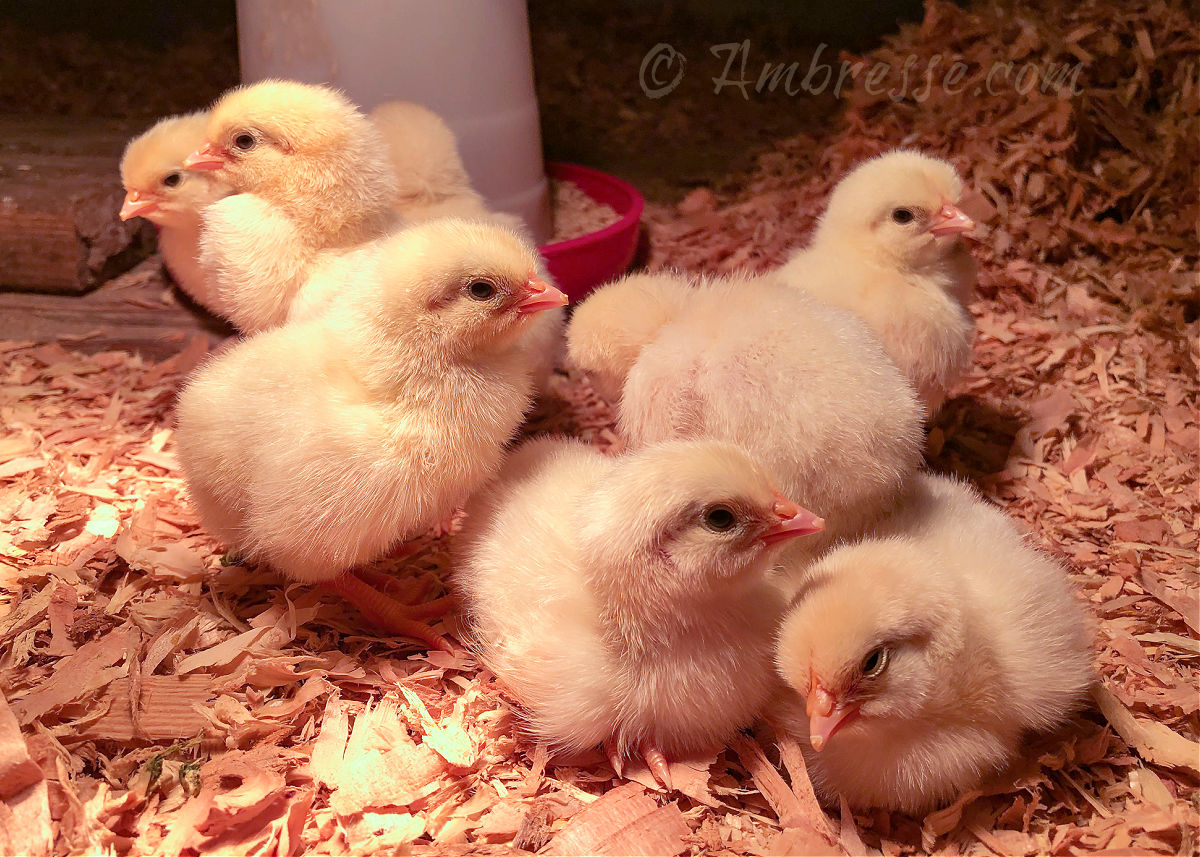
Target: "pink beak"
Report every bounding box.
[927,202,975,237]
[759,493,825,546]
[119,189,159,221]
[515,273,569,316]
[183,141,227,171]
[806,674,858,751]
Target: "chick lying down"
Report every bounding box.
[772,473,1094,814]
[454,437,824,787]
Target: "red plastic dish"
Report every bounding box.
[538,162,644,303]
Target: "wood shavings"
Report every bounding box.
[549,179,622,243]
[0,0,1196,853]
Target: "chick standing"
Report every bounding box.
[183,79,399,332]
[455,437,824,783]
[773,150,977,414]
[575,273,924,559]
[772,473,1094,814]
[175,219,567,647]
[119,112,232,315]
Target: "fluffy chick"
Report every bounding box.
[774,150,977,414]
[773,473,1094,814]
[119,112,232,314]
[455,437,824,783]
[184,79,399,332]
[604,273,924,561]
[175,219,566,645]
[565,271,696,403]
[369,100,526,232]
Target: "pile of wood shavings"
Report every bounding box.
[548,179,623,243]
[1,0,1197,854]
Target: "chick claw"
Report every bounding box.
[604,739,625,779]
[324,572,452,652]
[639,741,674,791]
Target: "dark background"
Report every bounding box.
[0,0,924,201]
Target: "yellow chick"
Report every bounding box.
[183,79,399,332]
[565,271,697,403]
[119,112,232,315]
[773,473,1094,814]
[455,437,824,786]
[367,102,564,389]
[774,150,977,415]
[369,100,526,232]
[175,219,567,648]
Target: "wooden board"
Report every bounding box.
[0,257,232,359]
[0,117,152,294]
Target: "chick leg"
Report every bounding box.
[324,573,451,652]
[639,740,674,790]
[353,565,457,619]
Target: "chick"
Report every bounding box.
[119,112,232,315]
[368,100,526,232]
[455,437,824,784]
[184,79,399,332]
[774,150,977,414]
[175,219,567,647]
[367,101,564,389]
[597,273,924,560]
[565,271,696,403]
[773,473,1094,814]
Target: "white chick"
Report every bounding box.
[774,150,977,414]
[368,100,527,232]
[183,79,400,333]
[455,437,824,785]
[565,271,696,403]
[119,112,232,315]
[773,473,1095,814]
[599,273,924,561]
[175,219,567,648]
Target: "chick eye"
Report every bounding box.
[466,280,496,301]
[233,132,256,152]
[161,171,182,188]
[702,505,737,533]
[861,646,890,678]
[890,208,915,225]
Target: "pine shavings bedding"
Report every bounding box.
[1,0,1197,853]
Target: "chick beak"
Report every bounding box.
[514,273,569,317]
[806,675,858,752]
[119,189,159,221]
[927,202,975,237]
[759,492,825,546]
[183,141,227,171]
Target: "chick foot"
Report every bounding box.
[640,740,674,790]
[324,572,451,652]
[602,739,674,790]
[603,738,625,779]
[352,565,457,619]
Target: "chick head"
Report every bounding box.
[819,150,974,268]
[581,440,825,597]
[775,537,966,752]
[372,218,567,353]
[119,113,228,225]
[185,80,387,205]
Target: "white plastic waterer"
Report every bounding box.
[235,0,553,243]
